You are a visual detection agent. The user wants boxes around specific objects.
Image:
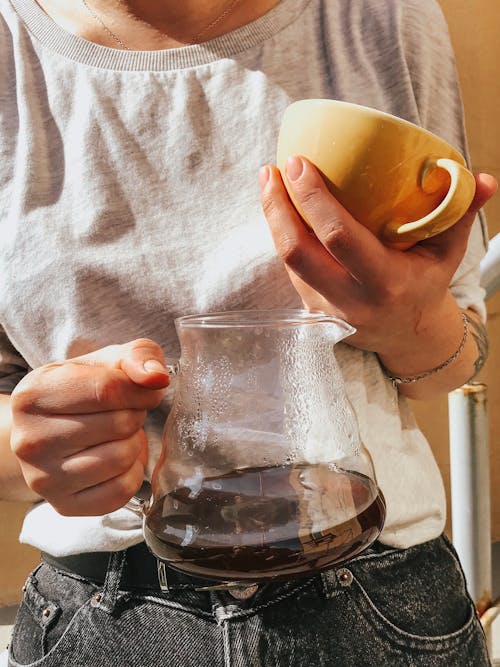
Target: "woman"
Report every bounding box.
[0,0,496,664]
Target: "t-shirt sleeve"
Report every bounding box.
[0,325,30,394]
[399,0,488,320]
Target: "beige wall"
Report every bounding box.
[1,0,499,606]
[0,502,38,606]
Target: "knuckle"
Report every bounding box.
[277,235,305,269]
[9,430,24,457]
[10,381,38,415]
[129,338,163,359]
[93,373,123,407]
[114,409,146,438]
[10,431,43,461]
[11,365,66,414]
[296,184,323,211]
[379,273,404,301]
[261,192,280,220]
[27,470,55,497]
[373,279,404,310]
[323,223,352,253]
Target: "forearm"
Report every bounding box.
[377,292,487,400]
[0,393,41,502]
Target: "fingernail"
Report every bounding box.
[286,156,304,182]
[144,360,169,375]
[259,165,271,188]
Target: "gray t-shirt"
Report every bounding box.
[0,0,487,555]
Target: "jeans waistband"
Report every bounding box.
[40,538,404,595]
[41,542,220,592]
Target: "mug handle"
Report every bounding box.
[383,157,476,247]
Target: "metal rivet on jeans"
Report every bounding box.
[228,584,259,600]
[336,568,353,587]
[42,608,51,618]
[90,593,103,607]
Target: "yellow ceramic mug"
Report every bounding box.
[276,99,476,249]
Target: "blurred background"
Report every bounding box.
[411,0,500,578]
[0,0,499,658]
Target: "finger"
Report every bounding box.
[59,430,147,492]
[260,164,356,296]
[56,458,146,517]
[11,408,148,461]
[26,430,147,502]
[282,156,391,284]
[12,363,166,414]
[72,338,171,390]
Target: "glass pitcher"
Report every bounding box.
[135,309,385,584]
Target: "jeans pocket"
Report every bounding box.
[350,573,478,648]
[9,565,98,666]
[345,536,490,662]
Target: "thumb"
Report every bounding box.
[71,338,171,390]
[119,338,171,389]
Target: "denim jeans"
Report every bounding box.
[8,534,490,666]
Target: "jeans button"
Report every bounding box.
[228,584,259,600]
[90,593,103,607]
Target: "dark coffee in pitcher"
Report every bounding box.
[144,462,386,582]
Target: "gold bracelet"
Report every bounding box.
[382,312,469,388]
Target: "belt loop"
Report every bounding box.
[93,550,127,614]
[157,560,170,592]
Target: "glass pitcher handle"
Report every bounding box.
[165,359,180,378]
[125,358,179,515]
[125,479,152,516]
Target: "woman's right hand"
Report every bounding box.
[10,339,170,516]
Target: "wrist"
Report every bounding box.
[381,312,469,388]
[376,292,467,378]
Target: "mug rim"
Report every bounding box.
[286,98,461,154]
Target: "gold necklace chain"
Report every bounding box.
[81,0,130,49]
[192,0,242,42]
[80,0,243,50]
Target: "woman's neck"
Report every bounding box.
[36,0,282,50]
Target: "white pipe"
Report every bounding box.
[448,383,492,614]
